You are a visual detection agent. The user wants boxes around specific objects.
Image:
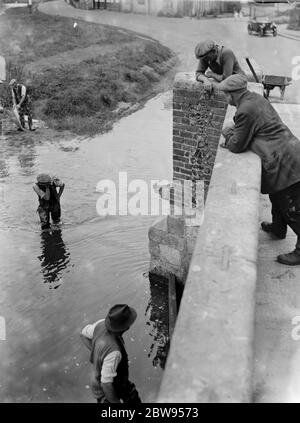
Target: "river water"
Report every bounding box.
[0,91,173,402]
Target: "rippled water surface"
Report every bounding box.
[0,92,173,402]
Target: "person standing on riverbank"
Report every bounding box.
[80,304,142,403]
[219,74,300,266]
[33,174,65,230]
[9,79,34,131]
[195,39,245,92]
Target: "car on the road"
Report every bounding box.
[247,17,277,37]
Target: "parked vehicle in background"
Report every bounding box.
[247,17,277,37]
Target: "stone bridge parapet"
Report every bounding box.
[152,73,263,402]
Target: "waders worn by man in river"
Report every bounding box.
[33,174,65,230]
[195,39,245,92]
[80,304,142,403]
[9,79,34,131]
[220,74,300,265]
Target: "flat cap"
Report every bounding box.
[195,39,215,58]
[37,173,52,184]
[9,79,16,86]
[218,74,248,92]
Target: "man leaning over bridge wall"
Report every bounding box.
[195,39,245,92]
[220,74,300,266]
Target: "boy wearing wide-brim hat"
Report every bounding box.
[80,304,141,403]
[220,74,300,265]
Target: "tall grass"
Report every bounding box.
[0,8,175,135]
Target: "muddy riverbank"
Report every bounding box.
[0,7,177,136]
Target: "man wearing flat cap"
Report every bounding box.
[80,304,142,403]
[195,39,245,92]
[220,74,300,265]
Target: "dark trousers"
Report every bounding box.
[121,382,142,404]
[96,382,141,404]
[19,100,33,129]
[269,181,300,251]
[38,203,61,230]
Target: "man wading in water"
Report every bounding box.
[33,174,65,231]
[80,304,142,403]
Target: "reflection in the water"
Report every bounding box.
[145,274,170,370]
[0,135,38,179]
[38,229,71,288]
[17,140,36,176]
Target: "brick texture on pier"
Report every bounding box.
[149,72,228,284]
[172,72,227,205]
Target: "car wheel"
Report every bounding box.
[247,25,252,35]
[273,29,277,36]
[259,28,264,37]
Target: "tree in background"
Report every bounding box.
[288,2,300,30]
[223,1,241,13]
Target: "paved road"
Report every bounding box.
[40,0,300,103]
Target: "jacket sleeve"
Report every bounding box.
[221,49,235,80]
[196,58,208,80]
[11,89,16,106]
[20,85,27,100]
[101,351,122,383]
[33,184,46,199]
[81,319,105,339]
[225,110,257,154]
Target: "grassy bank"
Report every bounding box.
[0,8,176,135]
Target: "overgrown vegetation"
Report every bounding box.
[0,8,176,135]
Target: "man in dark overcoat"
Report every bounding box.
[220,74,300,265]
